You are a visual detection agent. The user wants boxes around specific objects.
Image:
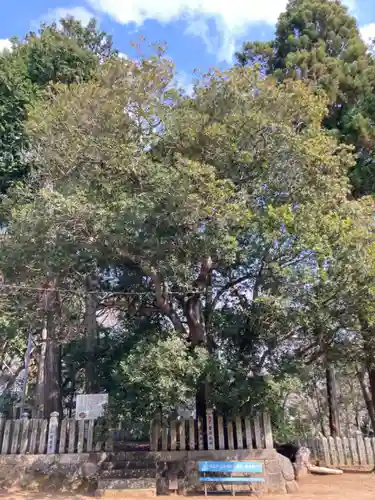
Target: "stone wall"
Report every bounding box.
[0,449,299,495]
[0,453,104,493]
[155,449,299,495]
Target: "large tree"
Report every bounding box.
[236,0,375,196]
[1,49,366,420]
[0,16,117,196]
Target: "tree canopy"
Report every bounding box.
[237,0,375,197]
[1,10,375,443]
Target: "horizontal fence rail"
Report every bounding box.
[301,435,375,468]
[150,411,273,452]
[0,412,113,455]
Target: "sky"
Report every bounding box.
[1,0,375,81]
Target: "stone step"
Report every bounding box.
[101,460,156,470]
[98,488,156,498]
[107,450,157,461]
[113,442,150,452]
[101,468,156,479]
[98,478,157,491]
[105,452,157,462]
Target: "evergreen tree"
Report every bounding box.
[236,0,375,196]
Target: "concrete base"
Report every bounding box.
[154,449,297,495]
[0,449,296,495]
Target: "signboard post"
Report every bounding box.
[75,394,108,420]
[206,408,215,450]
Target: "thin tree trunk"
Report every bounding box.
[357,365,375,434]
[35,279,63,418]
[367,368,375,420]
[326,362,340,437]
[35,323,47,417]
[85,275,99,393]
[313,386,326,436]
[44,335,62,417]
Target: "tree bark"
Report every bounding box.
[358,316,375,431]
[85,274,99,393]
[150,261,213,419]
[44,334,62,417]
[35,323,47,417]
[36,279,63,418]
[326,362,340,437]
[357,365,375,434]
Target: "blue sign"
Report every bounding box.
[199,461,263,473]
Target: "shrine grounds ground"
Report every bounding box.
[1,474,375,500]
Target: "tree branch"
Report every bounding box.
[150,270,186,334]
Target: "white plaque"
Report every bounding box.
[75,393,108,420]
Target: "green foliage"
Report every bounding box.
[1,27,375,437]
[0,16,116,195]
[108,335,207,437]
[236,0,375,196]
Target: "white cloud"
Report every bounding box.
[87,0,358,63]
[360,23,375,46]
[0,39,11,52]
[86,0,289,63]
[45,6,96,26]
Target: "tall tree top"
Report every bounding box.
[0,16,118,196]
[13,16,117,86]
[238,0,372,105]
[236,0,375,196]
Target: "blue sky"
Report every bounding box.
[1,0,375,81]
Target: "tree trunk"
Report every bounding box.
[44,336,62,417]
[35,323,47,417]
[313,386,326,436]
[367,368,375,422]
[85,275,99,393]
[185,293,209,419]
[359,317,375,431]
[357,366,375,434]
[326,362,340,437]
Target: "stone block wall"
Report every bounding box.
[0,449,299,495]
[155,449,299,495]
[0,453,104,493]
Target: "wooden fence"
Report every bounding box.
[0,411,274,455]
[0,412,113,455]
[301,434,375,468]
[150,410,273,451]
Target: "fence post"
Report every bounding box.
[206,409,215,450]
[47,412,59,454]
[217,416,225,450]
[244,417,252,450]
[189,418,195,450]
[262,413,273,449]
[227,421,234,450]
[197,418,204,450]
[179,420,186,451]
[10,419,21,454]
[253,414,262,449]
[0,413,6,452]
[87,420,94,452]
[235,417,243,449]
[20,412,30,454]
[161,422,168,451]
[170,421,177,451]
[150,419,160,451]
[105,427,114,452]
[1,420,11,454]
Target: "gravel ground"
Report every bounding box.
[1,473,375,500]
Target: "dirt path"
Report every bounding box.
[1,474,375,499]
